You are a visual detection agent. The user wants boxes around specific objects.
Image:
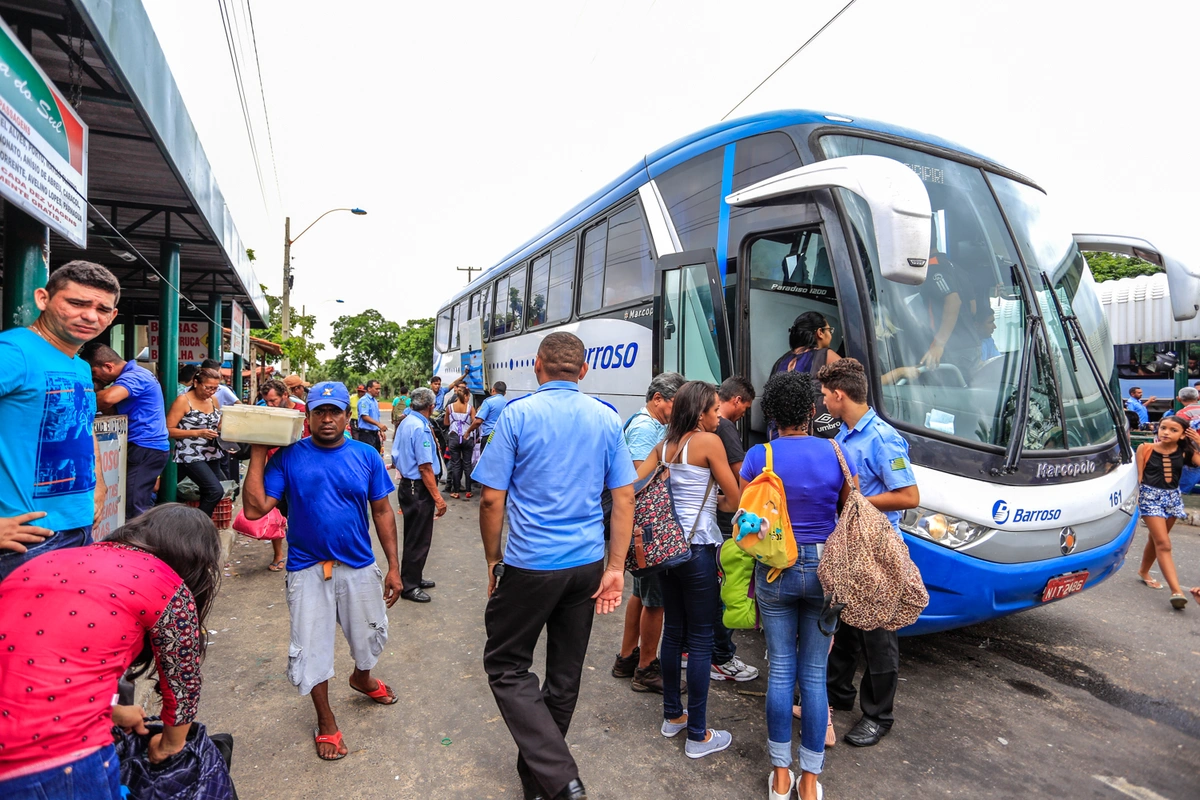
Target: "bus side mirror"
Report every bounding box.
[725,155,932,286]
[1073,233,1200,321]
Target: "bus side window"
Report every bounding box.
[578,221,608,315]
[656,148,723,252]
[602,204,654,308]
[492,274,511,338]
[493,266,527,337]
[435,307,452,353]
[528,253,551,328]
[529,237,577,328]
[480,284,493,340]
[451,300,465,350]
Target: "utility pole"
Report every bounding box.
[281,215,292,373]
[457,265,480,284]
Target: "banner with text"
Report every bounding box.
[149,320,210,362]
[230,301,248,358]
[93,416,127,539]
[0,19,87,247]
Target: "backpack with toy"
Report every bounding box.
[719,538,757,629]
[733,442,797,582]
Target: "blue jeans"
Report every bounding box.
[756,545,828,775]
[0,744,121,799]
[660,544,720,741]
[0,525,92,581]
[1181,465,1200,494]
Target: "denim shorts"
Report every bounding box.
[632,572,664,608]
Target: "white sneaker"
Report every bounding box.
[685,729,732,759]
[768,769,795,800]
[711,656,760,682]
[661,713,687,738]
[681,652,688,667]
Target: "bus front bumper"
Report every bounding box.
[898,511,1139,637]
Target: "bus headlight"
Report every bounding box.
[1119,495,1138,516]
[900,507,991,549]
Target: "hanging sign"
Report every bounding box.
[148,320,210,362]
[230,302,248,359]
[0,18,88,247]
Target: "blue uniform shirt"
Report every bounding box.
[1126,397,1150,426]
[0,328,97,532]
[113,361,169,451]
[433,386,448,409]
[834,408,917,531]
[392,409,441,479]
[357,395,382,431]
[215,384,238,407]
[472,380,638,571]
[476,394,508,437]
[263,437,394,571]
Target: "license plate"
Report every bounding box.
[1041,570,1089,602]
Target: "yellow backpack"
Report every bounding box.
[733,442,797,582]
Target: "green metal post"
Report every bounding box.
[231,354,244,401]
[158,242,181,503]
[121,317,137,362]
[2,202,49,330]
[208,293,223,361]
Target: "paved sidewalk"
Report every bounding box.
[191,494,1200,799]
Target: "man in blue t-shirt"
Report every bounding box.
[473,333,637,800]
[0,261,119,579]
[243,380,401,761]
[466,380,508,454]
[84,342,170,520]
[820,358,920,749]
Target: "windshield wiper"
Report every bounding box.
[1039,271,1134,464]
[1000,314,1040,474]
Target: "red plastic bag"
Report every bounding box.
[232,507,287,540]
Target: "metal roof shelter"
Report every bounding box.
[0,0,268,326]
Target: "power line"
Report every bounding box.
[721,0,858,121]
[217,0,269,210]
[244,0,282,205]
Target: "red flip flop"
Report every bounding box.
[314,728,346,760]
[350,677,398,705]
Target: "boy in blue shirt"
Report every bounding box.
[243,381,402,761]
[819,358,920,748]
[0,261,119,578]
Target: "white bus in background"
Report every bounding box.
[434,110,1200,635]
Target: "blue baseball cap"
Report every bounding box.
[308,381,350,411]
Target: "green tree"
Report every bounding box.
[330,309,402,374]
[249,284,325,373]
[1084,251,1162,282]
[374,318,435,393]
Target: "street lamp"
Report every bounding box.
[281,209,366,371]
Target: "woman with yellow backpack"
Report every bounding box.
[738,371,857,800]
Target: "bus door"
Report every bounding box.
[741,227,845,441]
[654,249,732,385]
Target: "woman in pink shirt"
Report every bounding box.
[0,504,220,799]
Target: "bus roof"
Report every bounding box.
[440,109,1006,308]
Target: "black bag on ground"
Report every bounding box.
[114,719,236,800]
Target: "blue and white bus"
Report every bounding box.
[433,110,1199,635]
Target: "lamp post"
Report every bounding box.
[281,208,366,372]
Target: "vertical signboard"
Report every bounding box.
[230,301,249,358]
[0,19,88,247]
[148,320,210,362]
[93,415,127,539]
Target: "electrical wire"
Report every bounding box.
[721,0,858,121]
[217,0,269,210]
[244,0,282,205]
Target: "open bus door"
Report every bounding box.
[653,249,732,384]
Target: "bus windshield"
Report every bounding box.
[821,135,1116,451]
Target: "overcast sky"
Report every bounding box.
[142,0,1198,352]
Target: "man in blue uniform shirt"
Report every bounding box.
[466,380,508,454]
[356,379,387,454]
[391,387,447,602]
[84,342,171,520]
[1125,386,1154,429]
[473,332,637,800]
[0,261,118,578]
[243,380,402,761]
[819,358,920,748]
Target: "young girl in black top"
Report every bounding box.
[1136,415,1200,608]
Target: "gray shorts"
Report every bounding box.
[632,573,664,608]
[285,561,389,695]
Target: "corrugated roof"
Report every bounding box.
[1097,272,1200,344]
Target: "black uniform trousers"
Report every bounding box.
[397,477,435,590]
[126,443,168,520]
[826,623,899,727]
[484,559,603,799]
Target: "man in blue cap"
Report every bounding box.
[243,380,402,761]
[473,332,637,800]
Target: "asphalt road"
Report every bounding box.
[188,494,1200,800]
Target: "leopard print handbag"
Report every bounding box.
[817,440,929,632]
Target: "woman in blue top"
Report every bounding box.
[740,371,856,800]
